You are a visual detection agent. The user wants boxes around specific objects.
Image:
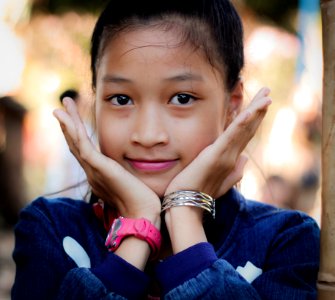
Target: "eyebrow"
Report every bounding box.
[164,73,204,82]
[103,75,132,84]
[102,72,204,84]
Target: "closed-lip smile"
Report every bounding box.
[125,158,178,172]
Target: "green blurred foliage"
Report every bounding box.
[244,0,298,32]
[32,0,106,14]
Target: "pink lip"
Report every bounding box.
[126,159,178,172]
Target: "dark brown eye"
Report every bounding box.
[170,94,196,105]
[110,95,133,105]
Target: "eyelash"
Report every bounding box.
[107,93,198,106]
[169,93,197,105]
[108,94,133,106]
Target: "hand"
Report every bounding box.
[166,87,272,199]
[53,98,161,224]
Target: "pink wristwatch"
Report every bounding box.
[105,217,162,259]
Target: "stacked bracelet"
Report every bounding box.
[162,190,215,218]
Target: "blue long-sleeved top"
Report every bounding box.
[12,189,319,299]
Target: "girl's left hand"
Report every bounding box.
[165,87,271,199]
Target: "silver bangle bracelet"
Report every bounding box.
[162,190,215,218]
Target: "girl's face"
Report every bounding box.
[95,28,230,197]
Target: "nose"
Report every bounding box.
[130,105,169,147]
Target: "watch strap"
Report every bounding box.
[105,217,162,260]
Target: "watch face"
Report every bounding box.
[111,218,122,241]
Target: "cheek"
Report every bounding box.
[175,117,223,161]
[96,113,126,158]
[193,122,222,146]
[98,130,125,158]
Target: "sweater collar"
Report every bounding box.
[204,188,243,249]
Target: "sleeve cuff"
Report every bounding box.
[91,252,150,299]
[155,242,217,294]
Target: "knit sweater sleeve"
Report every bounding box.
[156,213,319,299]
[251,213,319,299]
[11,198,149,300]
[156,243,261,299]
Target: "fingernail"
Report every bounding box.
[62,97,70,106]
[263,87,270,94]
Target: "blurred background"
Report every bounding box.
[0,0,322,298]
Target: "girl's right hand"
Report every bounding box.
[53,98,161,225]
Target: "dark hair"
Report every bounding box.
[59,89,79,104]
[90,0,244,92]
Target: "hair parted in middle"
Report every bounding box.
[90,0,244,92]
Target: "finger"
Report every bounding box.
[61,97,93,155]
[217,154,248,197]
[214,88,272,152]
[61,99,129,183]
[237,93,271,143]
[53,108,82,156]
[227,87,271,134]
[53,109,91,171]
[62,98,99,166]
[55,101,134,197]
[237,88,271,125]
[62,97,88,138]
[253,86,271,100]
[222,109,266,157]
[53,108,78,140]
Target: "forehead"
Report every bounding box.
[102,28,199,65]
[114,27,184,50]
[97,27,224,84]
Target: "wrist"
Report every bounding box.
[142,214,161,230]
[161,190,214,253]
[164,206,206,254]
[120,206,161,229]
[114,237,151,270]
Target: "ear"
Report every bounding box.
[224,80,243,129]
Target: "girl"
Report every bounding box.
[12,0,319,299]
